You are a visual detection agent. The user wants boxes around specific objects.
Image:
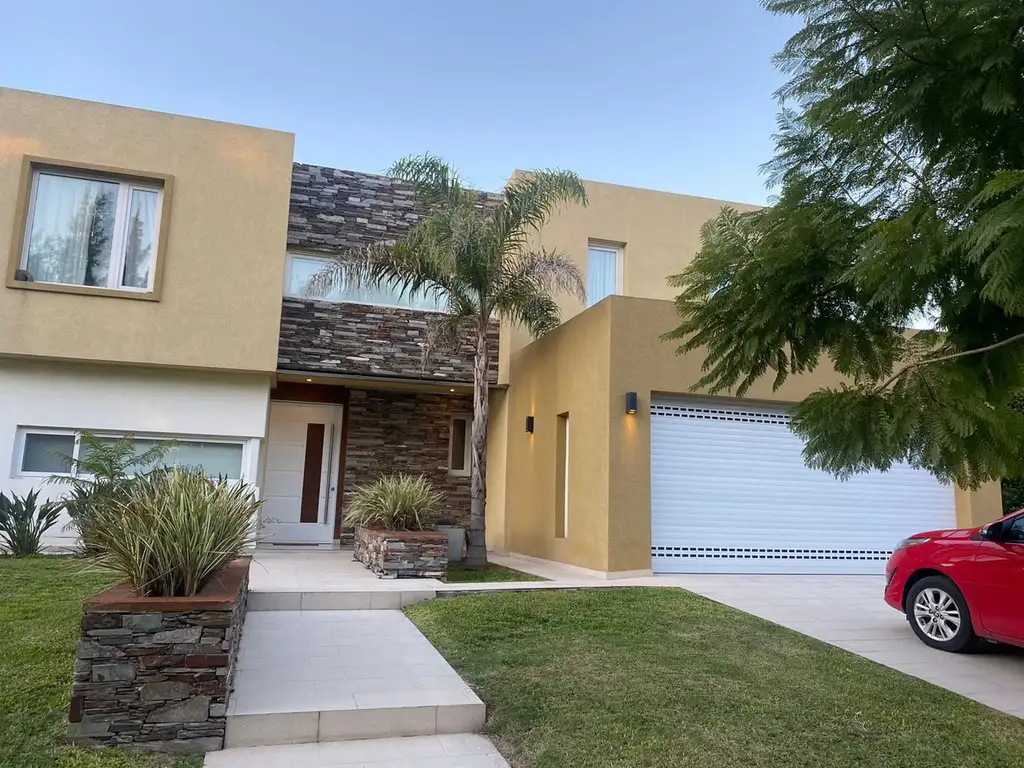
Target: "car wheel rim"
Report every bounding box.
[912,587,961,642]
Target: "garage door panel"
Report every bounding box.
[650,398,955,574]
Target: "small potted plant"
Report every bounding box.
[346,473,448,578]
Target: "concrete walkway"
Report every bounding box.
[207,734,508,767]
[242,549,1024,720]
[225,610,484,748]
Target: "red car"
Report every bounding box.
[884,509,1024,652]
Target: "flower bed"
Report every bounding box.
[353,526,447,578]
[67,557,249,753]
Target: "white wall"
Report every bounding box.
[0,359,271,545]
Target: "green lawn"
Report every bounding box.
[407,588,1024,768]
[0,557,201,768]
[445,561,547,583]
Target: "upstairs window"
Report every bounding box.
[285,252,446,312]
[17,167,165,293]
[587,243,622,307]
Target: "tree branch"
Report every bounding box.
[874,331,1024,392]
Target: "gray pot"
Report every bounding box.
[435,525,466,562]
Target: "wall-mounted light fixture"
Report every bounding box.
[625,392,638,414]
[525,416,535,434]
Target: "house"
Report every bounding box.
[0,88,1003,576]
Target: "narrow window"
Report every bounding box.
[286,252,447,312]
[20,169,163,292]
[555,413,569,538]
[449,415,471,475]
[586,243,622,307]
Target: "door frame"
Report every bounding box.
[264,383,350,544]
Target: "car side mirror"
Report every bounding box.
[981,522,1004,541]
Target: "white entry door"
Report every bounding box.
[261,402,343,545]
[650,397,956,574]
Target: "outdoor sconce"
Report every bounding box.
[625,392,638,414]
[525,416,535,434]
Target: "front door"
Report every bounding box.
[261,402,342,545]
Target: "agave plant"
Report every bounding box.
[0,489,61,557]
[87,466,262,597]
[344,473,444,532]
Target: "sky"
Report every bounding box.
[0,0,801,205]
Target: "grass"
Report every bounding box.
[445,561,547,583]
[407,588,1024,768]
[0,556,201,768]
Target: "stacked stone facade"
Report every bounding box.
[278,298,499,383]
[354,526,448,578]
[344,389,473,525]
[67,561,248,753]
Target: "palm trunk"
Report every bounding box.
[465,327,490,570]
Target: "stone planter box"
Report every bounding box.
[67,557,250,753]
[353,526,447,578]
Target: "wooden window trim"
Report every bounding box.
[5,155,174,301]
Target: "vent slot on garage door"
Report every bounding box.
[651,402,790,426]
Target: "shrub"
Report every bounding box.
[0,489,61,556]
[344,473,443,531]
[87,466,262,597]
[50,432,170,554]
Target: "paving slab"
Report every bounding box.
[206,733,509,767]
[225,610,484,748]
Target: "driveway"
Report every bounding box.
[658,574,1024,717]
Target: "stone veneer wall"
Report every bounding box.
[344,389,473,525]
[67,560,249,753]
[353,527,448,578]
[278,299,499,383]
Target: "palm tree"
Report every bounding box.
[308,155,588,569]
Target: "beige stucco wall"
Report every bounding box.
[502,300,613,571]
[0,88,295,373]
[497,175,758,384]
[503,295,1003,573]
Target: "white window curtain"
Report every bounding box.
[121,189,159,288]
[587,246,620,307]
[25,174,119,286]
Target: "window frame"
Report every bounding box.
[586,242,624,307]
[447,414,472,477]
[12,427,248,481]
[6,157,173,301]
[284,251,448,313]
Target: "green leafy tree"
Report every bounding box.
[310,156,588,569]
[665,0,1024,489]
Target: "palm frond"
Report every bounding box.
[421,308,472,368]
[498,247,587,306]
[492,278,562,339]
[495,170,589,250]
[389,154,476,212]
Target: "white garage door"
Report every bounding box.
[650,397,956,574]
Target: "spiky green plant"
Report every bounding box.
[310,156,588,568]
[0,490,61,556]
[86,466,262,597]
[49,432,170,553]
[344,473,444,532]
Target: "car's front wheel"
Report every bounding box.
[905,575,977,652]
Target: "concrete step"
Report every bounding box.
[206,733,509,767]
[248,589,436,611]
[225,610,485,749]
